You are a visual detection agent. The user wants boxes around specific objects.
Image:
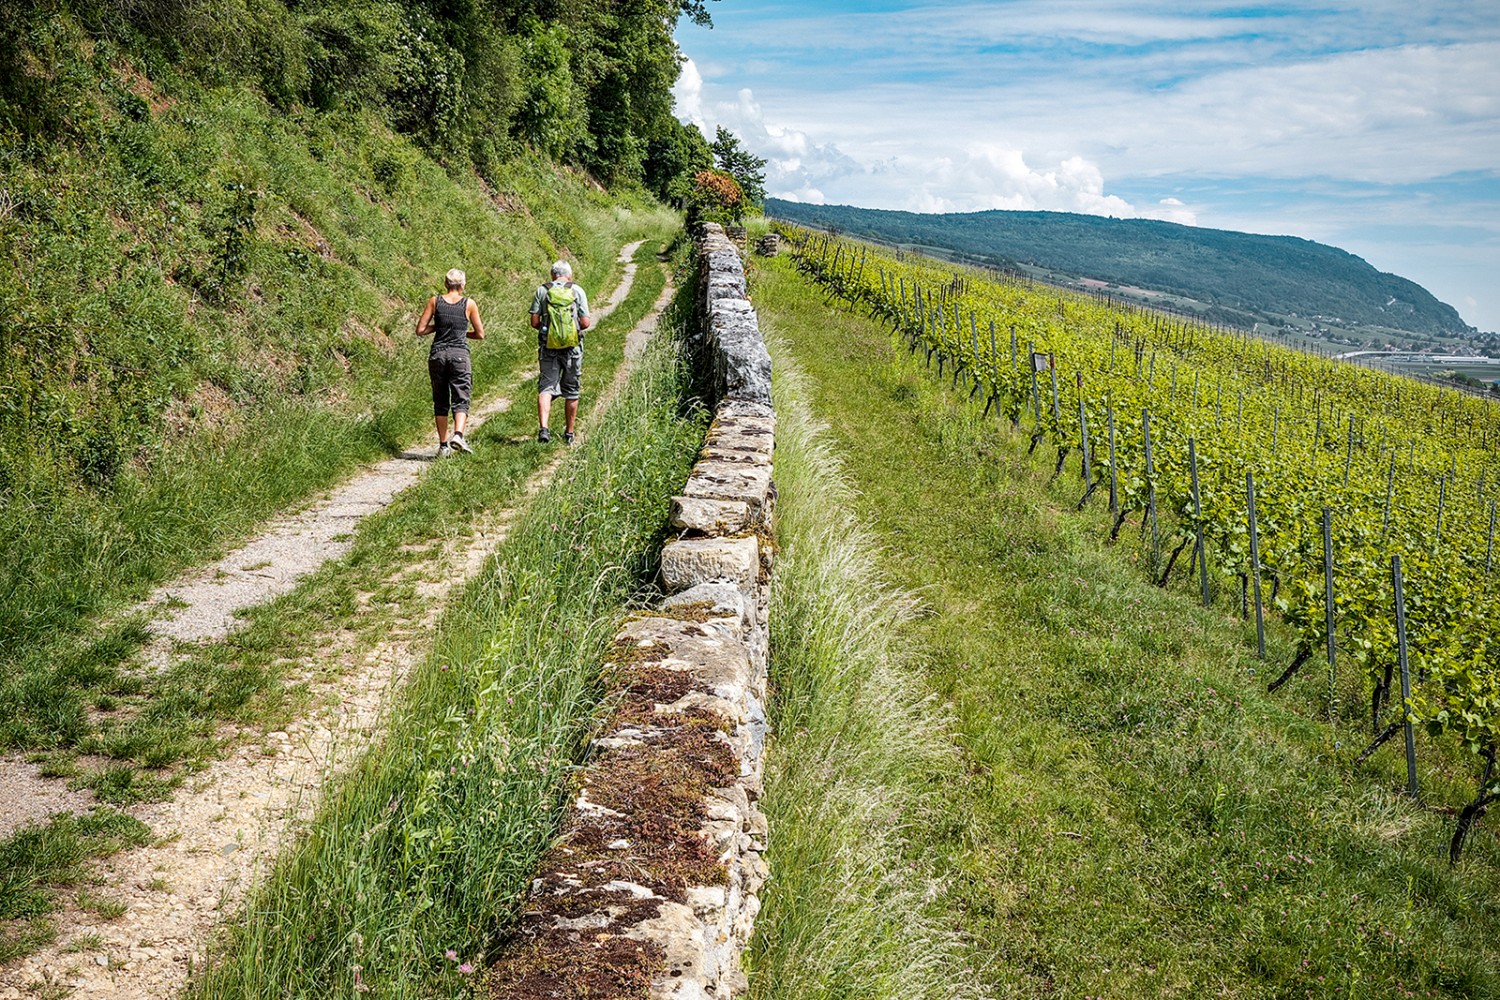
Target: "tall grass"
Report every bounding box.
[192,324,706,999]
[747,333,992,1000]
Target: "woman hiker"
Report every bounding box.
[416,268,486,457]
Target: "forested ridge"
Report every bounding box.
[766,198,1474,338]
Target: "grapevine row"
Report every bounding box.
[777,224,1500,858]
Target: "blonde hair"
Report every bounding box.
[444,268,466,290]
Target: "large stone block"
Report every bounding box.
[681,460,774,516]
[662,583,750,631]
[660,536,760,594]
[670,496,752,536]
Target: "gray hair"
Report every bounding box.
[445,268,466,290]
[550,260,573,279]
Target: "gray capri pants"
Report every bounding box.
[429,350,472,416]
[539,345,582,400]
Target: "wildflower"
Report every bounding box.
[446,949,458,962]
[459,963,474,974]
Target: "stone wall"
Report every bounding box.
[486,224,773,999]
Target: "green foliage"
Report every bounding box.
[712,125,767,210]
[786,227,1500,769]
[755,249,1500,998]
[511,16,589,162]
[0,0,707,184]
[644,118,713,205]
[768,199,1473,338]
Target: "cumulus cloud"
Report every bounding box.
[671,57,706,131]
[684,82,1191,222]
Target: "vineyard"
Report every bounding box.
[778,223,1500,860]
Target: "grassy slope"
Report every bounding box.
[752,250,1500,999]
[0,34,676,761]
[0,240,675,963]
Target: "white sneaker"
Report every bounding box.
[450,432,473,454]
[437,443,452,458]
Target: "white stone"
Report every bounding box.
[660,536,760,593]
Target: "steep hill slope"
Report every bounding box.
[766,198,1472,338]
[0,3,694,704]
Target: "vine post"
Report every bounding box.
[1107,405,1119,515]
[1323,508,1336,720]
[1247,470,1266,659]
[1143,409,1160,572]
[1028,344,1042,424]
[1487,498,1496,575]
[1189,437,1209,606]
[1392,554,1419,801]
[1076,373,1091,484]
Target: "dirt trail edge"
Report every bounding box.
[0,245,674,1000]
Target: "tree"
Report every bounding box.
[710,126,766,211]
[687,168,744,225]
[643,119,713,205]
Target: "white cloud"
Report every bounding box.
[671,57,705,131]
[674,3,1500,328]
[684,82,1193,223]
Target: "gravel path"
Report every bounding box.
[140,240,646,651]
[0,244,671,1000]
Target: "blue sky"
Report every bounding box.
[675,1,1500,332]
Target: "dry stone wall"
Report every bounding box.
[486,224,773,999]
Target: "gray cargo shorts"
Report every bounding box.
[539,345,582,400]
[428,350,472,416]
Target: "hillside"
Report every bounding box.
[0,0,717,657]
[765,198,1473,339]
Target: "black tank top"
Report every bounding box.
[431,296,470,355]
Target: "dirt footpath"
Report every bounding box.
[0,243,672,1000]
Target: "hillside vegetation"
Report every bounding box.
[751,227,1500,999]
[766,198,1472,338]
[0,0,707,737]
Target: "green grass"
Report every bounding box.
[0,234,674,801]
[0,238,674,965]
[753,251,1500,999]
[191,292,705,998]
[747,332,991,1000]
[0,809,151,962]
[0,30,676,761]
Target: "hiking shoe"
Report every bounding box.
[437,443,452,458]
[563,431,576,446]
[450,432,473,454]
[538,427,552,444]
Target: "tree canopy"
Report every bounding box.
[0,0,721,196]
[711,126,767,211]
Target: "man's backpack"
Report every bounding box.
[544,282,581,350]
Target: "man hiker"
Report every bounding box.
[416,268,485,457]
[529,260,592,444]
